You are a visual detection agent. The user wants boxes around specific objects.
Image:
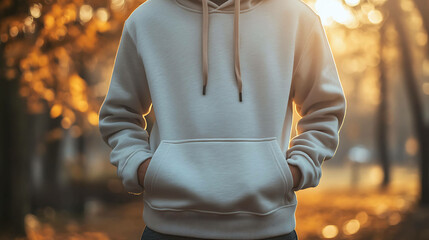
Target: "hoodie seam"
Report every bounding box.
[290,17,320,80]
[289,16,320,99]
[123,20,145,61]
[174,0,265,14]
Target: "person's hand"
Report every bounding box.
[288,164,302,191]
[137,157,152,189]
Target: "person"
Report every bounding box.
[98,0,347,238]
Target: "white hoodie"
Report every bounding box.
[98,0,347,238]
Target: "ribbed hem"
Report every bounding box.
[142,199,297,239]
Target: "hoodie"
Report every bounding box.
[98,0,347,238]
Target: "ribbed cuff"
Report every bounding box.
[120,150,153,195]
[286,151,321,191]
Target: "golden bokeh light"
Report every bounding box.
[0,33,8,42]
[44,14,55,29]
[95,8,110,22]
[50,104,63,118]
[64,4,78,22]
[368,9,383,24]
[30,3,42,18]
[355,211,369,225]
[374,203,388,217]
[9,25,19,37]
[322,225,339,238]
[405,137,419,156]
[43,89,55,101]
[388,212,402,225]
[400,0,414,12]
[61,117,72,129]
[24,16,33,27]
[88,111,99,126]
[79,4,93,23]
[111,0,126,11]
[343,219,360,235]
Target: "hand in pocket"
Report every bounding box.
[288,163,302,191]
[138,157,152,189]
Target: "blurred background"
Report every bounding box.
[1,0,429,239]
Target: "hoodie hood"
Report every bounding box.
[175,0,264,102]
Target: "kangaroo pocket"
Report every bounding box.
[143,137,295,214]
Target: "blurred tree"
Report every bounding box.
[413,0,429,58]
[410,0,429,206]
[389,0,429,206]
[0,0,146,234]
[0,0,32,235]
[377,19,390,190]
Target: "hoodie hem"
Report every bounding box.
[142,199,297,239]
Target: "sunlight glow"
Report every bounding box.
[345,0,360,7]
[315,0,355,26]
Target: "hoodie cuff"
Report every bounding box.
[286,152,322,191]
[120,150,153,195]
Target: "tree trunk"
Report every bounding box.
[377,21,390,190]
[412,0,429,57]
[389,0,429,206]
[0,56,31,235]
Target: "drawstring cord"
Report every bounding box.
[201,0,243,102]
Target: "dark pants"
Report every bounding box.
[141,226,298,240]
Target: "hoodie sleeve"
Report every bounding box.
[98,20,153,195]
[287,16,347,191]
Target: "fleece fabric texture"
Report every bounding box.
[98,0,347,238]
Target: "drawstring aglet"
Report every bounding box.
[203,84,207,95]
[239,91,242,102]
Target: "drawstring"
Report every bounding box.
[202,0,209,96]
[201,0,243,102]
